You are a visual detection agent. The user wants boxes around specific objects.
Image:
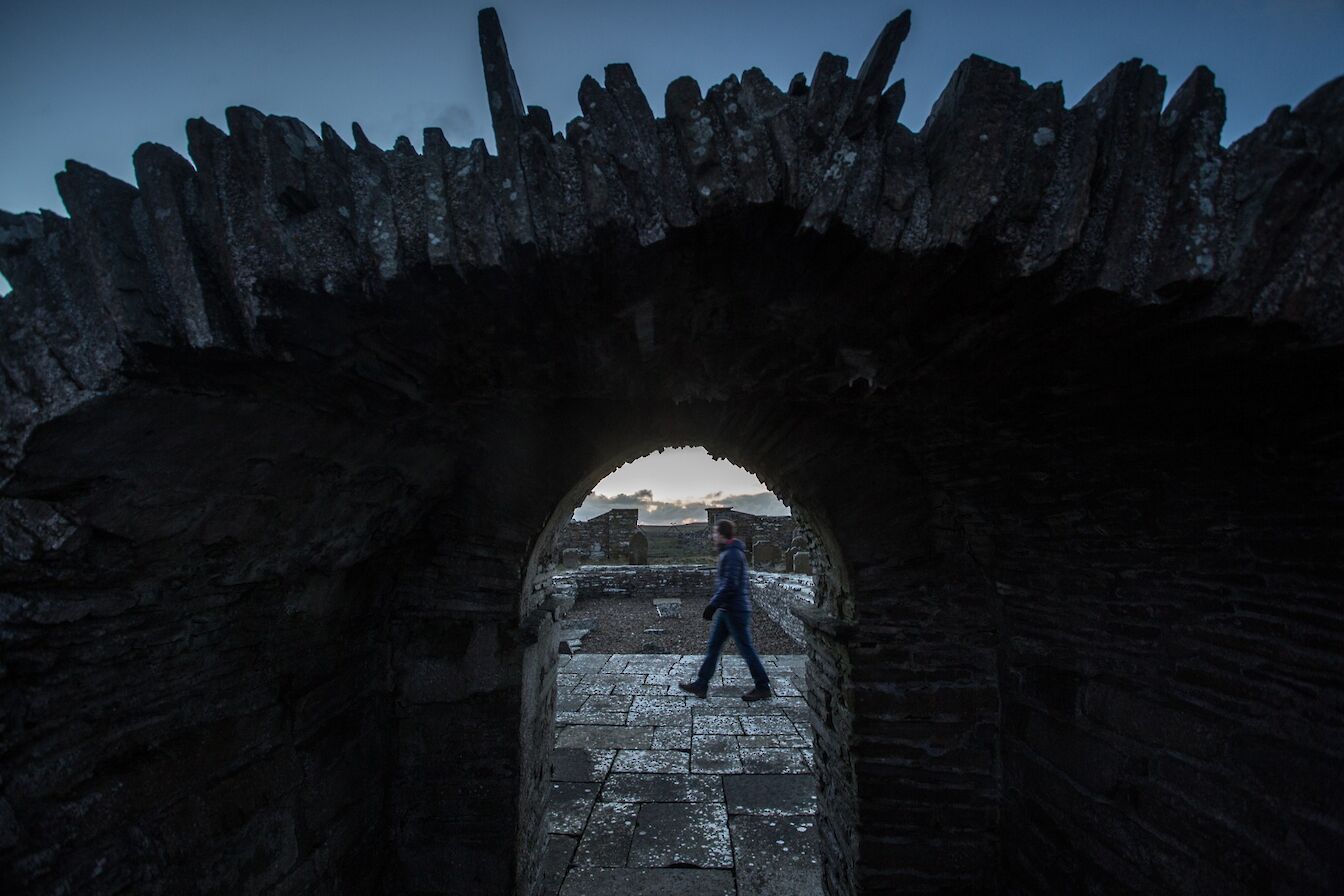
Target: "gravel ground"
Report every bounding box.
[563,595,800,655]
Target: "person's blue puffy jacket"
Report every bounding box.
[708,538,751,612]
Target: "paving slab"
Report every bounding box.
[738,715,797,735]
[612,679,672,695]
[547,781,600,835]
[559,867,735,896]
[693,715,743,735]
[612,748,689,774]
[601,654,646,674]
[690,734,742,774]
[572,802,639,869]
[557,710,626,727]
[737,732,810,750]
[650,725,692,750]
[556,725,654,751]
[723,774,817,816]
[549,655,817,893]
[622,655,679,675]
[541,834,578,896]
[556,692,587,712]
[739,746,811,774]
[627,708,692,728]
[601,773,722,804]
[730,814,821,896]
[564,654,609,672]
[628,801,733,869]
[552,747,616,783]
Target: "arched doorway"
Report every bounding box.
[532,445,836,893]
[371,397,1001,894]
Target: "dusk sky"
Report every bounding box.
[3,1,1340,512]
[577,448,791,524]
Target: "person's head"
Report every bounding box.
[713,518,735,546]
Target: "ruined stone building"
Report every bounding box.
[703,507,799,565]
[1,5,1341,895]
[556,508,642,563]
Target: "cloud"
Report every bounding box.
[574,489,790,525]
[428,103,476,142]
[362,101,480,148]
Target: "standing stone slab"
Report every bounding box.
[628,802,733,869]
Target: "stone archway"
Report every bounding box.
[1,5,1341,896]
[503,407,971,895]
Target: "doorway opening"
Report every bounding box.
[529,446,842,894]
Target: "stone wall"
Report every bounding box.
[556,508,640,562]
[705,508,798,564]
[748,571,815,647]
[556,563,715,603]
[0,5,1340,896]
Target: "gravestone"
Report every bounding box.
[753,541,781,568]
[628,531,649,565]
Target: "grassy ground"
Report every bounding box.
[639,523,714,564]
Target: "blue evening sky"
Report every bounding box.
[3,0,1340,226]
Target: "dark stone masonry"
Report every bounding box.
[1,4,1342,895]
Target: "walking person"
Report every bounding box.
[679,519,772,701]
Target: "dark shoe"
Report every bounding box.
[742,686,772,702]
[678,681,708,699]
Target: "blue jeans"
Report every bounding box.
[695,608,770,689]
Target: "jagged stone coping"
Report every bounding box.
[0,6,1341,479]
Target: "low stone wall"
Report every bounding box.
[553,564,716,603]
[552,566,815,649]
[748,571,815,647]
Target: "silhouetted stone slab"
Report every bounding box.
[559,867,735,896]
[601,773,722,804]
[730,815,822,896]
[723,774,817,816]
[628,802,732,868]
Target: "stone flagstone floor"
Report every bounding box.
[544,653,820,896]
